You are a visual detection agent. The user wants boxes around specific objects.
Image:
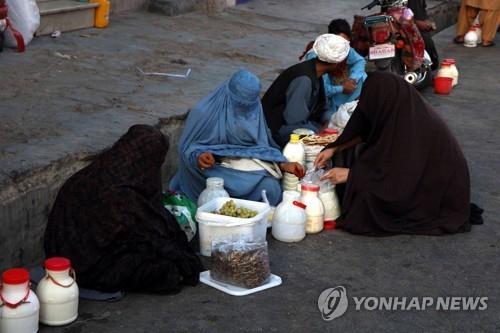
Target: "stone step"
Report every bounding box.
[36,0,98,36]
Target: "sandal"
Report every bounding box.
[453,36,464,44]
[482,42,495,47]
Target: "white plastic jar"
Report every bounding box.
[198,177,230,207]
[442,58,459,87]
[0,268,39,333]
[282,134,306,191]
[300,183,324,234]
[272,191,307,242]
[464,29,478,48]
[36,257,79,326]
[319,188,341,224]
[437,61,456,85]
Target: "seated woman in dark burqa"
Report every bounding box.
[44,125,203,293]
[315,72,482,235]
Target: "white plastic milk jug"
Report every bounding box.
[272,191,307,242]
[36,257,79,326]
[0,268,39,333]
[300,183,324,234]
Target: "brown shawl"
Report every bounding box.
[44,125,203,293]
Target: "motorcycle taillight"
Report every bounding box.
[371,23,391,44]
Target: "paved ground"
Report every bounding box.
[1,0,499,332]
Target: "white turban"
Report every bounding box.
[312,34,350,63]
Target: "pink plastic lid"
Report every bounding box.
[45,257,71,271]
[301,183,320,192]
[2,268,29,285]
[443,58,456,64]
[319,128,339,136]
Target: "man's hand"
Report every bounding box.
[198,152,215,169]
[314,147,336,169]
[416,20,435,32]
[320,167,350,185]
[280,162,306,179]
[342,79,357,94]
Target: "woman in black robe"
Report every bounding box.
[44,125,203,293]
[315,72,474,235]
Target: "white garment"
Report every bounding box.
[329,100,359,131]
[220,158,283,179]
[313,34,350,64]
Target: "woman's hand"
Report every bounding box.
[320,167,350,185]
[280,162,306,179]
[314,147,336,169]
[198,152,215,169]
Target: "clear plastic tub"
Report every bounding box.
[196,198,270,256]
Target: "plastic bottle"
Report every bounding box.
[319,187,341,229]
[90,0,110,28]
[442,58,459,87]
[272,191,307,242]
[36,257,79,326]
[300,183,324,234]
[472,18,482,44]
[197,177,230,207]
[437,61,455,84]
[282,134,305,191]
[464,29,478,48]
[0,268,39,333]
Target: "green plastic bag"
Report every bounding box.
[162,191,197,241]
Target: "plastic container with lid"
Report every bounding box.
[0,268,39,333]
[464,29,478,48]
[436,60,457,87]
[89,0,110,28]
[472,23,482,44]
[300,183,324,234]
[442,58,459,87]
[196,197,270,256]
[272,191,307,242]
[197,177,230,207]
[319,187,341,227]
[36,257,79,326]
[282,134,305,191]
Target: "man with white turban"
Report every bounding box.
[262,34,350,147]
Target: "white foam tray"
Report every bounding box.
[199,271,282,296]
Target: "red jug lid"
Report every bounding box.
[301,183,320,192]
[45,257,71,271]
[2,268,29,285]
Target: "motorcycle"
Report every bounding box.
[351,0,432,89]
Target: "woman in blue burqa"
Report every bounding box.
[170,69,305,206]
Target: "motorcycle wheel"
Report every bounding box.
[374,58,432,90]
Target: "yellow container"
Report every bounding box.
[90,0,110,28]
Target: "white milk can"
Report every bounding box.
[0,268,39,333]
[36,257,79,326]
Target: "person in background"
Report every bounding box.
[454,0,500,47]
[170,69,305,206]
[314,72,482,236]
[262,34,351,148]
[45,125,203,293]
[408,0,440,69]
[301,19,367,115]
